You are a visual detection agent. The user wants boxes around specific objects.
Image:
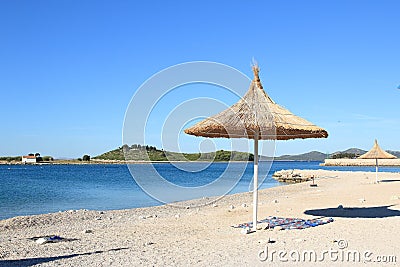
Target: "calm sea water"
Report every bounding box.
[1,161,399,220]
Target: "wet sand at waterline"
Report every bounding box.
[0,170,399,266]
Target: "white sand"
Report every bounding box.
[0,170,399,266]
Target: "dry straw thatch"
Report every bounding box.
[184,65,328,140]
[358,139,396,159]
[357,139,396,183]
[184,63,328,231]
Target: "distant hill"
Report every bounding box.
[260,148,399,161]
[94,144,254,162]
[330,148,367,158]
[94,144,400,162]
[274,151,327,161]
[329,148,368,159]
[387,150,400,158]
[341,148,368,155]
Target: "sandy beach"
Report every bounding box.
[0,169,399,266]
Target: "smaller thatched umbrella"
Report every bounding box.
[358,139,396,183]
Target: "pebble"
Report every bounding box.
[272,199,278,203]
[212,203,218,207]
[35,238,49,245]
[83,229,93,234]
[175,214,180,218]
[274,226,283,231]
[229,205,235,210]
[241,203,247,208]
[337,205,344,209]
[241,227,251,234]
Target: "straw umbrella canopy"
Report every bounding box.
[184,65,328,231]
[358,139,396,183]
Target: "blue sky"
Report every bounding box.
[1,0,399,158]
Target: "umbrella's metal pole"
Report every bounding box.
[375,158,378,183]
[252,131,259,232]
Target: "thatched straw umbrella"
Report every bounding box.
[184,64,328,231]
[358,139,396,183]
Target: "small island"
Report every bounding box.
[94,144,254,162]
[0,145,254,165]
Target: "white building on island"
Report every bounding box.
[21,155,37,164]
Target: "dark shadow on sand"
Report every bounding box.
[379,179,400,183]
[304,205,400,218]
[0,247,129,267]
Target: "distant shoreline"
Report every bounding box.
[6,158,400,166]
[322,158,400,167]
[0,159,324,165]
